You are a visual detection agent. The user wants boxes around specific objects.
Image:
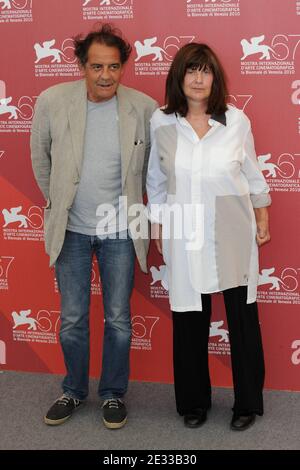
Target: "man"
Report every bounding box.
[31,24,157,429]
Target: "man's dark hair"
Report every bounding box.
[74,23,132,66]
[164,43,228,117]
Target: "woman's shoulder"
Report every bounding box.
[226,104,251,127]
[151,107,177,128]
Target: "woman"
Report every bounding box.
[146,43,271,431]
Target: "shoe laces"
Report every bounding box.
[103,398,123,409]
[56,394,80,407]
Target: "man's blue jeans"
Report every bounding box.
[55,230,135,401]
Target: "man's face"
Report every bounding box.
[82,42,124,102]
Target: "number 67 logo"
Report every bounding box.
[131,315,159,339]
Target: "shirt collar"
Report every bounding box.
[176,111,227,126]
[210,112,227,126]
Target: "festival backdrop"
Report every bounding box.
[0,0,300,391]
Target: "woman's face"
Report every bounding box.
[182,64,214,106]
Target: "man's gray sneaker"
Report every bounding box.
[44,394,82,425]
[102,398,127,429]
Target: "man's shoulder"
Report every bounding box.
[38,79,84,101]
[119,84,157,109]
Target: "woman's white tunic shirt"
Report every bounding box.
[146,105,271,312]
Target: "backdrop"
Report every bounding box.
[0,0,299,390]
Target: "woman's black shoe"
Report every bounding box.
[184,409,207,428]
[230,413,256,431]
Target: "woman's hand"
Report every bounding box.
[254,207,271,247]
[151,223,163,255]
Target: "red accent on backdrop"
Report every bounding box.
[1,0,300,390]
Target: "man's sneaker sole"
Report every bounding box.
[103,416,127,429]
[44,415,72,426]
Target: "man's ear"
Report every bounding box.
[120,64,125,78]
[78,60,86,76]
